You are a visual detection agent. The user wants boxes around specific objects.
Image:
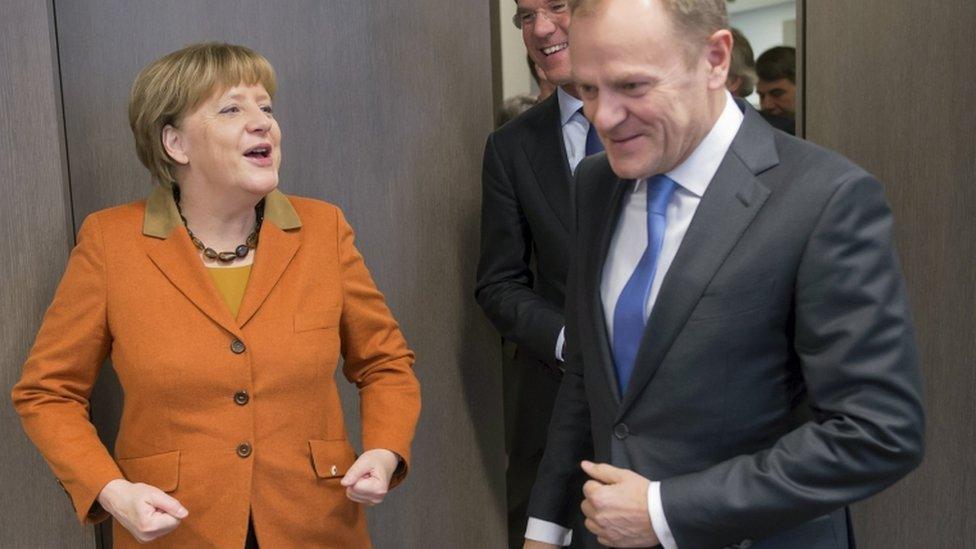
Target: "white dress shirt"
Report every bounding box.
[554,86,589,362]
[527,92,743,547]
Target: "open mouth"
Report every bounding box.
[541,42,568,56]
[243,144,272,159]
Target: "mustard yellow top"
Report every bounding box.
[207,265,252,317]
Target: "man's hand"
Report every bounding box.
[580,460,659,548]
[523,541,559,549]
[340,448,400,505]
[97,479,188,543]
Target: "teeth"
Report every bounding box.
[543,43,568,56]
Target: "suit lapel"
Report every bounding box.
[236,221,301,327]
[145,228,244,339]
[617,104,778,417]
[522,94,575,232]
[586,162,631,406]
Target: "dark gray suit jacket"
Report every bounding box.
[475,94,575,456]
[527,100,925,548]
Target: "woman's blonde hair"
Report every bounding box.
[128,42,277,185]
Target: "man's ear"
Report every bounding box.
[704,29,733,90]
[162,124,189,165]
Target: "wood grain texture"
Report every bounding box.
[0,1,95,547]
[805,2,976,547]
[53,0,504,547]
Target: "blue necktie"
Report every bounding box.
[611,175,677,394]
[581,108,604,155]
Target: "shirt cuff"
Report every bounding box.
[649,481,677,549]
[526,517,573,546]
[555,327,566,361]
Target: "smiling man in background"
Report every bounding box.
[476,1,601,546]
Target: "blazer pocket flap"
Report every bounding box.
[295,307,341,332]
[309,439,357,479]
[117,450,180,493]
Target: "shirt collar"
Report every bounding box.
[557,86,585,127]
[142,182,302,238]
[658,91,744,198]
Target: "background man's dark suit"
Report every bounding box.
[475,93,578,547]
[528,101,925,548]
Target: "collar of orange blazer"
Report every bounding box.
[142,182,302,239]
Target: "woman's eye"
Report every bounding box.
[220,106,240,114]
[261,105,274,114]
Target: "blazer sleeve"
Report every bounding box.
[474,132,564,365]
[334,207,421,487]
[526,186,594,527]
[660,173,926,548]
[11,214,123,524]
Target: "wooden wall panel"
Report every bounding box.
[51,0,504,546]
[804,2,976,547]
[0,1,94,547]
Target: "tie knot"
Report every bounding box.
[647,175,677,215]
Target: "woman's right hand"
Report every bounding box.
[97,479,188,543]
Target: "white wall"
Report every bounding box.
[499,0,536,100]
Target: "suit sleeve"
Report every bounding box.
[335,207,421,487]
[526,161,595,529]
[475,132,564,365]
[11,215,123,524]
[660,174,925,547]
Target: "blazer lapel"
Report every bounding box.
[587,165,632,406]
[522,95,575,232]
[236,220,301,327]
[144,223,244,339]
[617,105,778,417]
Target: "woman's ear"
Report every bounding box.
[162,124,189,165]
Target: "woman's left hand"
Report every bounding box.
[340,448,400,505]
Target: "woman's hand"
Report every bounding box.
[97,479,188,543]
[340,448,400,506]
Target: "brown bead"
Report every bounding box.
[203,248,219,260]
[217,251,238,262]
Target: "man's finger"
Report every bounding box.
[582,479,603,499]
[581,460,626,484]
[580,498,595,519]
[145,490,188,519]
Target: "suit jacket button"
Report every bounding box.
[234,390,249,405]
[613,423,630,440]
[230,339,246,354]
[236,442,252,458]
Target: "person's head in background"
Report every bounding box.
[527,53,557,102]
[514,0,575,95]
[497,94,538,128]
[726,27,756,98]
[756,46,796,118]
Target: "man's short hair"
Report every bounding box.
[756,46,796,84]
[570,0,729,61]
[728,27,757,97]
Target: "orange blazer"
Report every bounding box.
[12,185,421,548]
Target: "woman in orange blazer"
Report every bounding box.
[11,43,421,548]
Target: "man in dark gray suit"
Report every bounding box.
[524,1,925,548]
[477,1,599,545]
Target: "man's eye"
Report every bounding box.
[551,2,568,12]
[521,13,535,23]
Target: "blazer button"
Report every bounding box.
[230,339,246,354]
[234,390,249,406]
[236,442,252,458]
[613,423,630,440]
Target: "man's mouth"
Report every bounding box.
[541,42,568,56]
